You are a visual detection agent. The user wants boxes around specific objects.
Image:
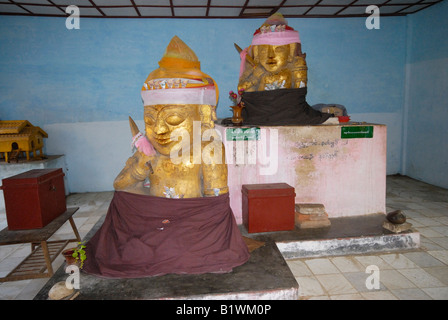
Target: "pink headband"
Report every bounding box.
[239,29,301,77]
[141,84,217,106]
[252,29,300,46]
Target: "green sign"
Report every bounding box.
[226,127,260,141]
[341,126,374,139]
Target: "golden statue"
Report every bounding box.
[233,13,331,126]
[113,36,228,198]
[82,36,251,280]
[237,13,307,92]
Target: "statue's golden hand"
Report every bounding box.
[238,66,266,92]
[113,151,154,190]
[238,80,252,92]
[134,151,154,178]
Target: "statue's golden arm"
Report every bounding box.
[113,151,153,190]
[201,142,229,196]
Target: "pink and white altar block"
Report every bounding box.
[216,124,387,224]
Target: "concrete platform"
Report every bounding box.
[34,215,299,300]
[34,213,419,300]
[242,213,420,259]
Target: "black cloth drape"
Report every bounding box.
[83,191,250,278]
[241,88,331,126]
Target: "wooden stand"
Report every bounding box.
[0,207,80,282]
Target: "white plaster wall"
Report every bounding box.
[41,113,400,195]
[34,118,391,224]
[43,120,142,193]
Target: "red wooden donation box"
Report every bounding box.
[1,168,67,230]
[242,183,296,233]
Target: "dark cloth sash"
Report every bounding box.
[83,191,250,278]
[241,88,331,126]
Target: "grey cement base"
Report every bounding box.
[34,215,299,300]
[34,213,419,300]
[242,213,420,259]
[277,232,420,259]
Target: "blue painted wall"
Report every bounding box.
[1,16,405,122]
[0,7,443,191]
[404,0,448,188]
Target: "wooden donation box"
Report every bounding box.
[242,183,295,233]
[1,168,66,230]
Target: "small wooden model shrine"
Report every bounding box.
[0,120,47,163]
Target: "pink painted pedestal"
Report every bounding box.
[216,123,387,224]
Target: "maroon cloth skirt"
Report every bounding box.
[83,191,250,278]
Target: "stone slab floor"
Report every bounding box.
[1,175,448,300]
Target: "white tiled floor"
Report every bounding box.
[287,175,448,300]
[0,175,447,300]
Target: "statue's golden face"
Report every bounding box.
[144,104,200,156]
[257,44,290,73]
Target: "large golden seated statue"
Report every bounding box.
[82,36,249,279]
[236,13,331,126]
[113,36,228,198]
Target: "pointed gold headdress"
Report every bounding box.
[141,36,219,106]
